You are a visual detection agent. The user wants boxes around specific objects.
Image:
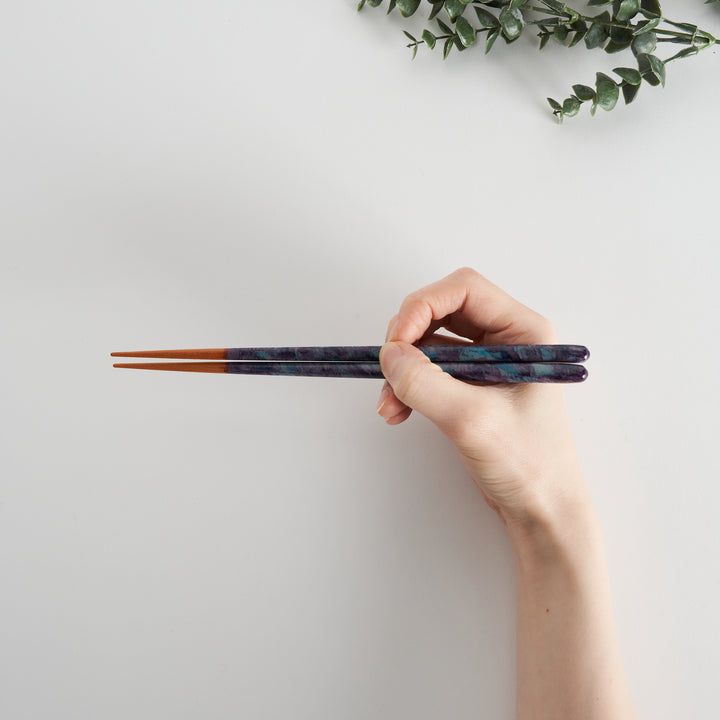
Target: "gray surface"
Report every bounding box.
[2,2,719,718]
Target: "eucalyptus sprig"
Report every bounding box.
[357,0,718,121]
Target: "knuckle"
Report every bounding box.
[400,290,424,310]
[534,315,558,343]
[397,295,431,331]
[453,266,482,282]
[385,313,399,334]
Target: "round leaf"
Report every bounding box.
[396,0,420,16]
[638,53,665,87]
[631,31,656,56]
[640,0,662,17]
[562,96,582,117]
[585,21,609,50]
[616,0,640,22]
[595,72,619,111]
[572,84,596,102]
[613,67,642,85]
[621,81,641,105]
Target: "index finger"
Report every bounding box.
[388,267,557,346]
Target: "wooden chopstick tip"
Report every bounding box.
[111,348,228,359]
[113,361,229,373]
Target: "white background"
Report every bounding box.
[2,1,719,717]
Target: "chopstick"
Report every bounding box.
[111,344,589,384]
[111,361,587,383]
[111,344,589,363]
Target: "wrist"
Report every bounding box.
[509,483,637,720]
[505,485,604,571]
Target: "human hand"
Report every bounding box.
[376,268,589,533]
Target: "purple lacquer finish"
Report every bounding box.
[225,344,589,364]
[224,361,587,383]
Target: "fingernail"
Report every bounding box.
[376,383,392,414]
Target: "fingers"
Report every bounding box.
[376,268,556,426]
[376,377,409,423]
[378,340,476,435]
[384,405,412,426]
[378,313,410,423]
[387,267,557,346]
[377,334,477,422]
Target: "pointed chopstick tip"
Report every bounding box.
[111,348,228,359]
[113,361,229,373]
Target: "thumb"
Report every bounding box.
[379,341,470,432]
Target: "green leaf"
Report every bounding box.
[422,29,437,49]
[547,97,563,122]
[403,30,417,42]
[640,0,662,16]
[631,31,656,56]
[595,72,620,110]
[454,16,476,46]
[633,18,661,35]
[638,53,665,86]
[613,66,642,85]
[554,25,568,44]
[604,40,632,54]
[437,18,454,35]
[474,6,499,29]
[664,45,699,63]
[444,0,465,22]
[485,27,500,53]
[616,0,640,22]
[396,0,421,17]
[542,0,568,13]
[585,17,610,49]
[621,81,641,104]
[429,2,444,20]
[569,20,588,47]
[572,84,596,102]
[563,96,582,117]
[499,6,524,41]
[387,0,397,13]
[443,36,454,59]
[605,24,633,53]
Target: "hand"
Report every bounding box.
[376,267,588,532]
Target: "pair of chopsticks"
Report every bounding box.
[111,344,589,383]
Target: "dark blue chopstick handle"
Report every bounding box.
[225,362,587,383]
[225,344,589,363]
